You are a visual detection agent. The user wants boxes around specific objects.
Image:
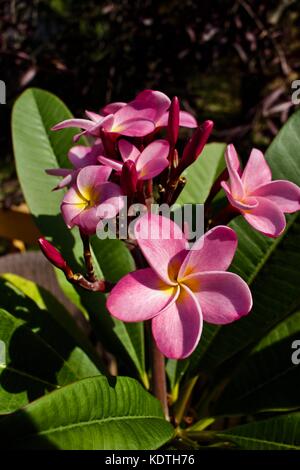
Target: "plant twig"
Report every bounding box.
[150,335,169,420]
[80,230,96,282]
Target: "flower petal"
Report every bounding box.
[136,140,170,179]
[76,165,112,199]
[252,180,300,213]
[178,225,238,279]
[183,271,252,324]
[72,206,99,235]
[242,148,272,193]
[134,213,189,285]
[68,145,101,168]
[100,102,126,116]
[157,110,197,128]
[52,119,94,131]
[61,200,85,228]
[115,90,170,125]
[225,144,244,199]
[97,182,124,218]
[118,139,141,164]
[46,168,71,177]
[152,284,203,359]
[221,181,258,211]
[243,196,286,237]
[98,156,123,172]
[107,268,178,322]
[113,118,155,137]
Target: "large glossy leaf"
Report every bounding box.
[12,88,145,383]
[184,109,300,377]
[215,310,300,415]
[1,273,103,369]
[0,277,102,414]
[0,376,174,450]
[217,412,300,450]
[176,143,226,205]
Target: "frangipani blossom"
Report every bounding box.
[221,144,300,237]
[61,165,123,235]
[51,90,197,141]
[107,214,252,359]
[46,140,105,190]
[99,139,170,181]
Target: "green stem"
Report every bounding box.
[174,375,199,425]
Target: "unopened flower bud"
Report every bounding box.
[38,237,68,272]
[167,96,180,148]
[175,120,214,177]
[121,160,138,197]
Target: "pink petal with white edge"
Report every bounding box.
[221,181,258,211]
[118,139,141,164]
[62,185,85,204]
[85,111,103,122]
[68,145,100,168]
[115,90,170,125]
[183,271,252,325]
[136,140,170,179]
[100,102,126,116]
[61,201,85,228]
[252,180,300,213]
[243,196,286,237]
[152,284,203,359]
[225,144,244,198]
[158,110,197,128]
[134,213,189,285]
[72,206,99,235]
[107,268,179,322]
[178,225,238,279]
[97,182,124,218]
[98,156,123,172]
[76,165,112,199]
[242,148,272,193]
[54,173,75,190]
[113,118,155,137]
[52,118,94,131]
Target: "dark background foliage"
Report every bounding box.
[0,0,299,207]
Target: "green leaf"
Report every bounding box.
[215,310,300,415]
[1,273,103,370]
[185,110,300,377]
[0,277,102,414]
[217,412,300,450]
[176,142,226,204]
[12,88,146,383]
[0,376,174,450]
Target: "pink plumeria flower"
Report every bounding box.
[99,139,170,181]
[107,214,252,359]
[51,90,197,141]
[61,165,123,235]
[221,144,300,238]
[46,140,105,190]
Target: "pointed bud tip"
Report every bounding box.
[38,237,67,271]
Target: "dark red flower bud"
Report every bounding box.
[175,120,214,177]
[121,160,138,197]
[167,96,180,148]
[38,237,68,272]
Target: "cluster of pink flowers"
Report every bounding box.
[43,89,300,360]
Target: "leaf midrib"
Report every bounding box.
[218,432,300,450]
[16,415,166,440]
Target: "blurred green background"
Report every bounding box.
[0,0,299,211]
